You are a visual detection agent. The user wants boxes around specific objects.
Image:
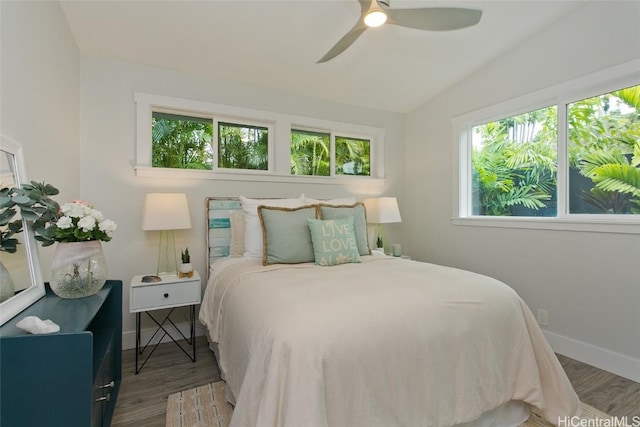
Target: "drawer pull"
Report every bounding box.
[164,293,169,298]
[95,394,111,403]
[98,381,115,389]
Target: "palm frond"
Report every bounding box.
[590,164,640,197]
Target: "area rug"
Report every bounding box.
[166,381,612,427]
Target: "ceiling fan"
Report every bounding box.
[317,0,482,63]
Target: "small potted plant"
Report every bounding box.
[179,247,193,278]
[372,235,385,254]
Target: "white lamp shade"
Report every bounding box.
[363,197,401,224]
[142,193,192,231]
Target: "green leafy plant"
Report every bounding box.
[0,181,60,252]
[0,187,25,253]
[577,141,640,213]
[181,247,191,264]
[471,115,556,216]
[1,181,117,247]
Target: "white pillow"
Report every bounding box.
[303,196,356,206]
[240,195,306,258]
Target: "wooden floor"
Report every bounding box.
[112,336,222,427]
[112,337,640,426]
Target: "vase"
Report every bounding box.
[50,241,107,299]
[179,262,193,278]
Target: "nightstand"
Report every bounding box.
[130,271,201,374]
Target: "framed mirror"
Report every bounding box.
[0,136,46,326]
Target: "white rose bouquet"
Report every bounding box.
[52,200,117,243]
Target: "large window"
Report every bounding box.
[567,86,640,215]
[455,62,639,233]
[136,92,384,183]
[471,106,557,216]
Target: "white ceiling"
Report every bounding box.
[60,0,584,113]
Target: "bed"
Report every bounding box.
[199,196,580,427]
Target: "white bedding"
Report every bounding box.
[199,255,579,427]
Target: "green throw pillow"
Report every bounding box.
[258,205,318,265]
[307,217,361,266]
[319,203,371,256]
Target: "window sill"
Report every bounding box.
[452,216,640,235]
[135,166,385,187]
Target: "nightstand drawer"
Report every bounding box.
[130,280,200,312]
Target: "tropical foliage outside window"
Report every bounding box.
[151,112,269,171]
[291,129,330,176]
[472,106,557,216]
[568,86,640,214]
[139,93,383,181]
[152,112,213,170]
[335,136,370,176]
[471,84,639,216]
[290,131,371,177]
[218,122,268,170]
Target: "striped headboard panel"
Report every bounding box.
[206,197,242,268]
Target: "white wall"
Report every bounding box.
[78,58,406,342]
[405,1,640,381]
[1,1,80,272]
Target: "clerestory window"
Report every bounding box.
[135,92,384,184]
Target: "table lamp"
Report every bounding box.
[142,193,192,276]
[363,197,402,255]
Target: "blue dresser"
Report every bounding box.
[0,280,122,427]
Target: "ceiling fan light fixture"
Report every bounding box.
[364,9,387,27]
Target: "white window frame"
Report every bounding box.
[452,59,640,235]
[135,92,385,186]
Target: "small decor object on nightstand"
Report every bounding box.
[392,243,402,257]
[376,237,384,251]
[179,247,193,278]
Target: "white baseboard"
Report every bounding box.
[544,330,640,383]
[122,321,207,350]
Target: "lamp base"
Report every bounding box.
[157,230,178,276]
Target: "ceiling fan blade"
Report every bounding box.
[358,0,371,14]
[386,7,482,32]
[317,21,368,63]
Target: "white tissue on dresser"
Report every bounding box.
[16,316,60,334]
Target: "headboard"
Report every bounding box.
[206,197,242,271]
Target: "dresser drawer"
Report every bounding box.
[130,280,200,311]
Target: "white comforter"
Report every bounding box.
[199,255,579,427]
